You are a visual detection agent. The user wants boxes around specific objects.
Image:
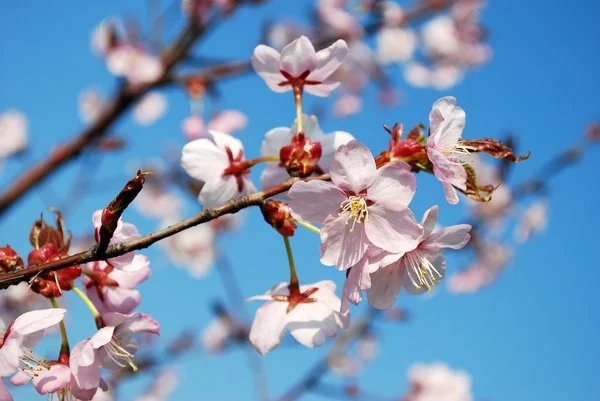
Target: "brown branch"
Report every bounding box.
[0,174,329,290]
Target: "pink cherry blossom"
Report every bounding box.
[0,379,12,401]
[289,140,423,270]
[83,255,151,314]
[79,88,105,124]
[316,4,364,39]
[0,308,66,378]
[91,18,120,56]
[426,96,469,204]
[252,35,349,97]
[106,45,163,85]
[260,114,354,189]
[70,312,159,390]
[93,210,141,269]
[422,16,461,59]
[182,110,247,141]
[376,27,417,64]
[202,317,233,354]
[367,206,471,309]
[514,200,548,243]
[407,362,473,401]
[0,111,28,160]
[332,93,363,118]
[133,92,167,126]
[248,280,348,355]
[381,1,405,27]
[134,188,182,222]
[404,62,432,88]
[181,130,256,208]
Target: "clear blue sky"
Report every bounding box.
[1,1,599,401]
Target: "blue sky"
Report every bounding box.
[1,1,599,401]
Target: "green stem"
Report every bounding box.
[296,220,321,235]
[72,286,101,320]
[49,298,69,352]
[283,236,300,295]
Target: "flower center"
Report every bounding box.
[105,335,138,371]
[339,196,369,232]
[438,140,476,163]
[18,348,50,378]
[405,250,443,292]
[52,388,74,401]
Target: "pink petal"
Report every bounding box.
[0,378,13,401]
[113,313,160,335]
[422,224,471,251]
[280,36,317,78]
[304,80,340,97]
[342,256,368,307]
[12,308,66,336]
[32,364,71,394]
[260,126,294,157]
[292,114,324,141]
[365,203,422,253]
[288,180,345,224]
[70,341,102,390]
[182,115,206,140]
[318,130,355,172]
[211,129,244,155]
[251,44,289,93]
[207,110,247,134]
[248,282,290,301]
[70,377,98,401]
[181,138,229,182]
[309,39,349,82]
[199,175,243,209]
[9,371,31,386]
[366,261,405,310]
[442,181,459,205]
[330,140,377,193]
[109,257,151,285]
[89,327,115,351]
[287,303,338,348]
[367,162,416,207]
[320,214,369,270]
[421,206,439,238]
[427,147,456,182]
[0,339,21,376]
[103,288,141,314]
[249,301,288,355]
[260,164,291,191]
[429,97,465,148]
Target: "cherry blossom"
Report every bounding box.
[333,93,363,118]
[316,3,364,39]
[0,111,28,160]
[84,255,151,314]
[134,188,182,222]
[70,312,160,390]
[79,88,105,124]
[422,16,461,59]
[376,27,417,64]
[407,362,473,401]
[248,280,347,355]
[93,210,141,269]
[132,369,178,401]
[381,1,405,27]
[106,46,163,85]
[181,130,256,208]
[260,114,354,189]
[133,92,167,126]
[182,110,247,141]
[202,317,234,354]
[91,18,119,56]
[514,200,548,243]
[267,21,304,50]
[367,206,471,309]
[289,140,423,270]
[252,35,349,97]
[0,308,66,379]
[426,96,469,204]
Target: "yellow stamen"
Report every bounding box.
[339,196,369,232]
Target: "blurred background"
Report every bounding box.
[0,1,599,400]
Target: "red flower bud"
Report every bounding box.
[391,138,423,158]
[27,243,59,266]
[261,200,297,237]
[280,132,322,178]
[28,245,81,298]
[0,245,23,273]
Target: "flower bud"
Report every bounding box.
[586,122,600,142]
[391,138,423,158]
[0,245,23,273]
[280,132,322,178]
[28,244,81,298]
[261,200,297,237]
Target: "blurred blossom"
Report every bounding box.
[91,18,120,56]
[333,93,363,118]
[407,362,473,401]
[404,62,431,87]
[334,41,376,92]
[182,110,247,141]
[267,22,304,50]
[431,64,464,89]
[106,46,163,85]
[202,316,234,354]
[330,333,378,378]
[133,92,167,126]
[468,156,512,231]
[381,1,405,27]
[376,27,417,64]
[0,110,28,160]
[133,370,179,401]
[0,282,44,332]
[160,221,216,279]
[317,3,364,39]
[79,88,105,123]
[422,16,461,59]
[134,187,182,222]
[514,200,548,243]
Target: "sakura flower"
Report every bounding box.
[132,369,178,401]
[181,130,256,208]
[91,18,119,56]
[134,188,182,222]
[267,22,304,50]
[252,35,349,97]
[11,359,105,401]
[376,27,417,64]
[332,93,363,118]
[84,255,152,314]
[182,110,247,141]
[133,92,167,126]
[0,111,28,160]
[430,64,464,90]
[260,114,354,189]
[0,379,11,401]
[422,16,461,59]
[248,280,347,355]
[404,62,431,88]
[367,206,471,309]
[468,156,512,229]
[0,308,66,378]
[202,317,234,354]
[426,96,469,204]
[289,140,423,271]
[70,312,160,390]
[316,4,364,39]
[93,210,141,269]
[79,88,105,123]
[106,46,163,85]
[407,362,473,401]
[514,201,548,243]
[159,221,216,279]
[381,1,405,27]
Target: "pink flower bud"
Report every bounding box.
[0,245,23,273]
[279,132,322,177]
[260,200,297,237]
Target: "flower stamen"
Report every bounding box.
[105,335,138,371]
[406,250,443,292]
[339,196,369,232]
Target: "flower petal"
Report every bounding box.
[422,224,471,251]
[309,39,349,82]
[249,301,288,355]
[280,36,317,77]
[366,261,405,310]
[287,303,337,348]
[199,176,242,209]
[288,180,345,224]
[103,288,141,314]
[251,45,288,93]
[207,110,247,134]
[330,140,377,193]
[442,181,459,205]
[106,312,160,335]
[365,203,422,253]
[0,378,13,401]
[12,308,66,336]
[367,162,415,207]
[70,341,102,390]
[260,164,291,191]
[32,364,71,395]
[318,130,355,172]
[181,139,228,182]
[421,206,439,239]
[320,214,369,270]
[403,252,446,294]
[304,80,341,97]
[0,339,22,377]
[260,127,293,157]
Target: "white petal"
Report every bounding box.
[251,44,289,93]
[181,139,228,182]
[280,36,317,77]
[309,39,349,82]
[330,140,377,193]
[249,301,288,355]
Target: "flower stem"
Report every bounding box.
[283,236,300,295]
[49,297,69,353]
[293,85,303,133]
[246,155,281,168]
[296,220,321,235]
[71,286,101,321]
